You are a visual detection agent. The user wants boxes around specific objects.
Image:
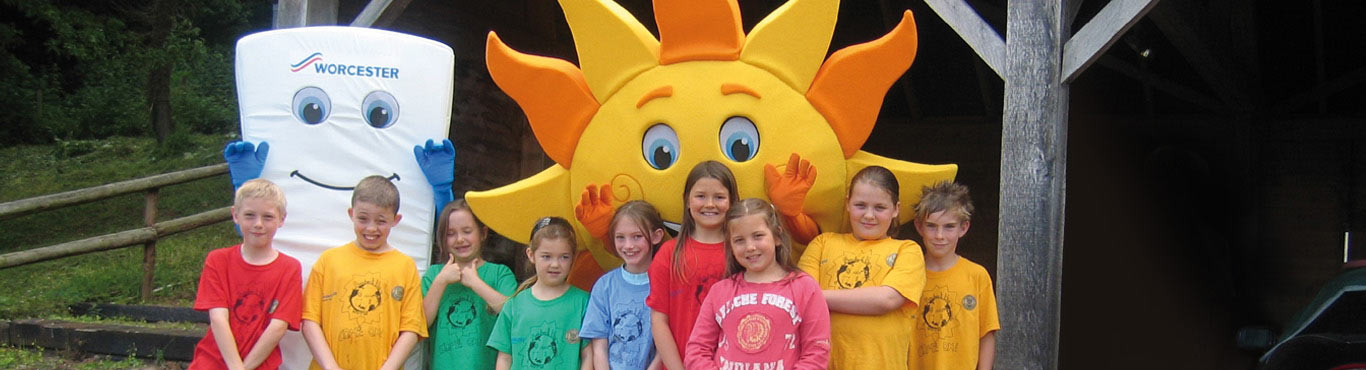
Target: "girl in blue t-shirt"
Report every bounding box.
[581,201,669,370]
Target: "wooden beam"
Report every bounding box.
[998,0,1068,367]
[1147,1,1251,111]
[350,0,413,28]
[925,0,1006,77]
[0,164,227,221]
[1060,0,1160,82]
[274,0,339,29]
[0,208,232,269]
[1096,55,1224,113]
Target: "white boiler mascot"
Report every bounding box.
[226,26,455,370]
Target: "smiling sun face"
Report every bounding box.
[466,0,956,270]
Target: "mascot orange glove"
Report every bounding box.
[765,153,821,246]
[574,183,615,244]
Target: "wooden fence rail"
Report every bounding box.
[0,163,232,301]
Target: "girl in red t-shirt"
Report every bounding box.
[647,160,738,370]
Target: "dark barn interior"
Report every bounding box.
[324,0,1366,368]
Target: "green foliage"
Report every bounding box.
[0,0,270,144]
[0,133,237,318]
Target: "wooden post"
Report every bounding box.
[997,0,1068,368]
[275,0,339,29]
[141,189,159,302]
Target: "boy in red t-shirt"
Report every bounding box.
[189,179,303,370]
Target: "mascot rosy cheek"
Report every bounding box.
[466,0,956,289]
[228,27,455,370]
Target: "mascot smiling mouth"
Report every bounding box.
[290,170,400,191]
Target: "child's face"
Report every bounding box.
[687,177,731,231]
[728,214,780,277]
[349,201,401,251]
[915,210,969,261]
[527,238,574,287]
[444,210,486,263]
[846,181,899,240]
[233,197,285,249]
[613,220,659,270]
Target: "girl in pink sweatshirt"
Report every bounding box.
[685,198,831,370]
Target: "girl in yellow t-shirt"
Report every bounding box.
[797,165,927,370]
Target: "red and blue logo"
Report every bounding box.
[290,52,324,72]
[290,52,399,79]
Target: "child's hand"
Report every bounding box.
[573,184,614,240]
[457,263,480,287]
[223,141,269,188]
[765,153,818,217]
[435,254,463,285]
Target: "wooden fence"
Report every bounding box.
[0,163,233,301]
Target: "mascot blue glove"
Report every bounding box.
[415,138,456,214]
[224,141,269,191]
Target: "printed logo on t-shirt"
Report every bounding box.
[269,299,279,314]
[963,294,977,311]
[233,291,266,324]
[343,273,385,320]
[735,312,773,353]
[525,323,561,367]
[693,274,721,304]
[445,296,478,328]
[391,286,404,301]
[918,286,962,356]
[610,307,646,343]
[886,253,898,267]
[835,255,872,289]
[566,329,581,344]
[609,302,650,368]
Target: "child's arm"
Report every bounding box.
[301,319,342,370]
[681,296,722,370]
[241,318,288,370]
[423,256,462,326]
[460,263,510,313]
[378,331,419,370]
[650,311,684,370]
[978,331,997,370]
[793,277,832,370]
[207,308,246,370]
[822,286,907,314]
[495,352,512,370]
[590,338,609,370]
[646,354,664,370]
[579,343,593,370]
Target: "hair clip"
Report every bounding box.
[530,216,571,240]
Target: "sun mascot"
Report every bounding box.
[466,0,957,287]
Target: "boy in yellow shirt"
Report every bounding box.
[301,175,428,370]
[911,182,999,370]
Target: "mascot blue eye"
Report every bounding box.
[642,124,680,170]
[719,116,759,162]
[362,91,400,128]
[291,87,331,125]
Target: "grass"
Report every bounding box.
[0,344,156,370]
[0,133,239,318]
[44,314,206,332]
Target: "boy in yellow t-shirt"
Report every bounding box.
[911,182,999,370]
[301,176,428,370]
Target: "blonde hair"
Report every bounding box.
[914,181,974,223]
[722,198,797,277]
[435,199,487,261]
[609,200,668,257]
[513,217,577,296]
[352,175,400,212]
[234,179,286,215]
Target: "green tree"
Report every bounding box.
[0,0,268,145]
